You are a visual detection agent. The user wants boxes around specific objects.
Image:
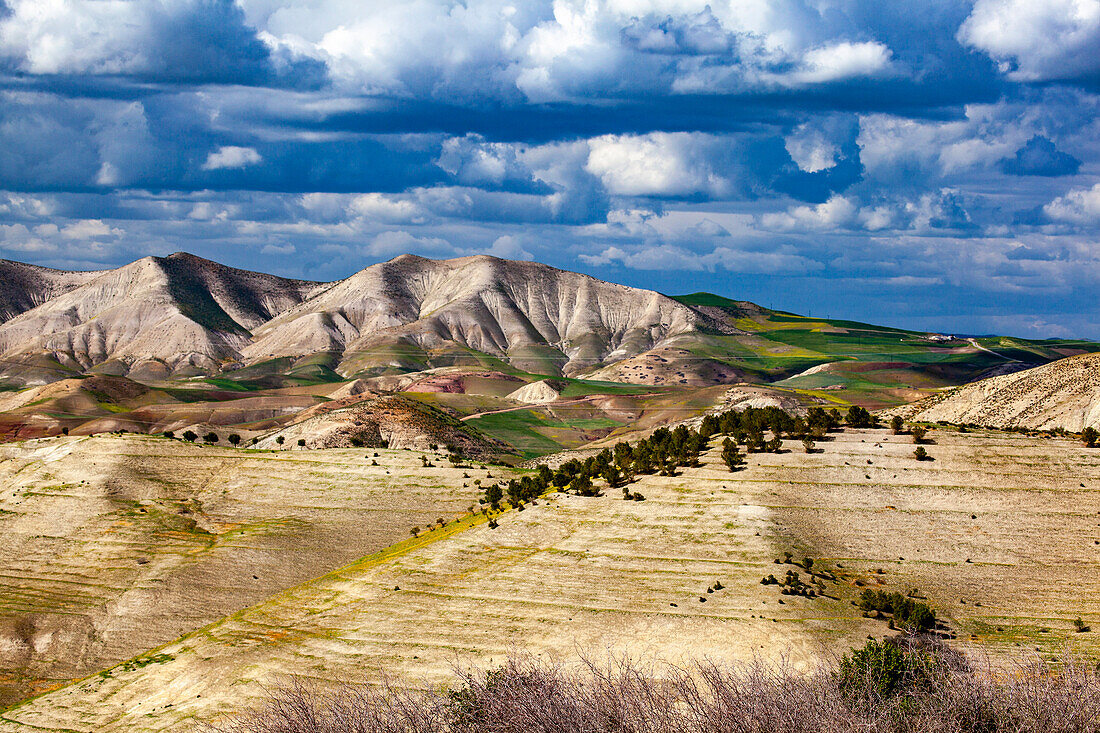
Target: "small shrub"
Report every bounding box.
[1083,427,1098,448]
[1074,617,1091,633]
[911,426,928,444]
[890,415,904,434]
[914,446,930,461]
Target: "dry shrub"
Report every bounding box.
[215,641,1100,733]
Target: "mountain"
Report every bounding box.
[0,259,98,322]
[0,253,324,384]
[889,352,1100,431]
[0,253,1095,400]
[244,254,699,377]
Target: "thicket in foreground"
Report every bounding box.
[216,638,1100,733]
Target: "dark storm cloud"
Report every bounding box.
[1000,136,1081,177]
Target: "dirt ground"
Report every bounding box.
[0,435,504,705]
[2,427,1098,732]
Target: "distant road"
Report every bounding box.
[968,338,1021,362]
[461,396,601,421]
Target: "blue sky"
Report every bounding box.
[0,0,1097,338]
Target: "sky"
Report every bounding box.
[0,0,1097,338]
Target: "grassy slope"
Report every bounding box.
[7,427,1100,732]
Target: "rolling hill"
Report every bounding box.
[889,351,1100,431]
[0,253,1093,399]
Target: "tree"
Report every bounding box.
[204,432,218,443]
[1083,427,1099,448]
[275,436,285,445]
[163,430,174,439]
[802,437,815,453]
[485,484,503,508]
[890,416,904,435]
[228,433,241,446]
[721,438,744,471]
[182,430,197,442]
[911,426,927,444]
[913,446,930,461]
[846,406,874,428]
[297,438,306,447]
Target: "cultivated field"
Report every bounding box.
[2,427,1098,731]
[0,435,505,705]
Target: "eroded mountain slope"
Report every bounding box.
[245,254,699,377]
[890,352,1100,431]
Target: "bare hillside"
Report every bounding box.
[0,254,323,384]
[889,352,1100,431]
[0,260,98,323]
[245,254,699,377]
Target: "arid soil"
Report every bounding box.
[0,436,514,705]
[890,352,1100,431]
[3,427,1097,731]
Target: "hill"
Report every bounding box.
[0,260,98,324]
[0,254,323,386]
[0,434,515,706]
[2,253,1093,401]
[889,352,1100,431]
[3,426,1098,731]
[243,253,699,378]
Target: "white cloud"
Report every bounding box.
[349,193,427,224]
[959,0,1100,82]
[1044,183,1100,224]
[484,234,533,260]
[785,124,839,173]
[785,41,893,85]
[585,133,730,197]
[261,242,296,255]
[202,146,263,171]
[367,229,454,257]
[60,219,122,239]
[761,195,858,230]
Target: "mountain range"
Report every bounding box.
[0,252,1094,400]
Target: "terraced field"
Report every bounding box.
[0,436,510,705]
[3,428,1099,732]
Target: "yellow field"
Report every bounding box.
[2,427,1098,731]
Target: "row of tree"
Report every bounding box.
[484,405,872,509]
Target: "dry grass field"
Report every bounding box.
[1,427,1098,732]
[0,435,507,705]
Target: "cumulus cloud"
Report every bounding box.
[585,133,731,198]
[0,0,321,86]
[1044,183,1100,223]
[959,0,1100,83]
[202,146,264,171]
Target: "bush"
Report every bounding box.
[162,430,174,439]
[890,415,904,434]
[297,439,306,447]
[228,433,241,446]
[203,432,218,443]
[217,646,1100,733]
[914,446,930,461]
[911,426,928,444]
[1084,427,1098,448]
[275,436,285,445]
